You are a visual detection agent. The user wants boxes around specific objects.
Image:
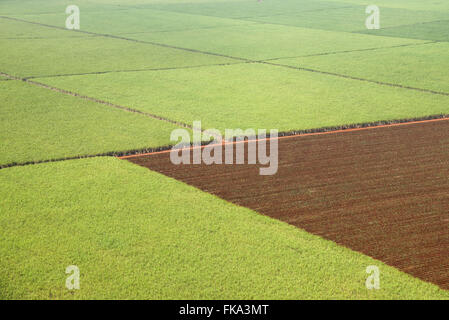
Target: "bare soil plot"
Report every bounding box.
[127,120,449,290]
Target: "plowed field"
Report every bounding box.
[126,120,449,290]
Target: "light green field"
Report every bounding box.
[6,6,421,62]
[38,63,449,132]
[148,0,449,34]
[1,0,449,300]
[275,42,449,93]
[251,7,449,33]
[125,24,419,60]
[10,8,252,35]
[0,19,233,78]
[0,81,182,166]
[0,36,234,78]
[1,157,448,299]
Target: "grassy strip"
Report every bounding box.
[0,81,185,166]
[0,157,448,299]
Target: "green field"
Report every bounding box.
[0,20,234,78]
[276,42,449,93]
[1,0,449,299]
[1,157,448,299]
[0,81,183,166]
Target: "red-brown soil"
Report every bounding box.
[126,121,449,290]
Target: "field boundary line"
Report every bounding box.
[354,18,449,33]
[259,41,437,61]
[3,15,449,97]
[260,60,449,96]
[24,62,249,80]
[118,114,449,159]
[114,21,259,35]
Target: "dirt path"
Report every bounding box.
[127,120,449,290]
